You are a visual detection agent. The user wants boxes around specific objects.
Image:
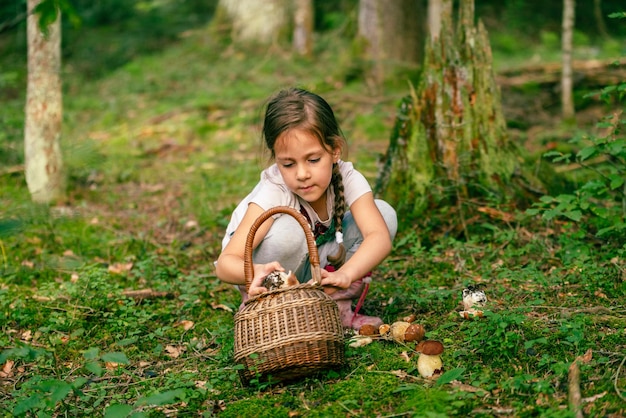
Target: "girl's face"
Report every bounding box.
[274,128,339,216]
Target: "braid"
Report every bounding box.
[327,163,346,267]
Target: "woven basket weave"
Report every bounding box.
[233,206,345,383]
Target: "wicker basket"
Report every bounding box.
[233,206,345,383]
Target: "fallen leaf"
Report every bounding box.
[402,313,416,323]
[204,347,219,356]
[165,345,184,358]
[581,348,593,363]
[478,206,515,222]
[210,303,233,312]
[582,391,607,403]
[177,320,195,331]
[0,360,14,378]
[399,351,411,362]
[108,262,134,275]
[450,380,485,393]
[390,370,408,379]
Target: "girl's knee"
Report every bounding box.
[253,214,308,271]
[375,199,398,240]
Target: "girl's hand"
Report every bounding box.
[248,261,284,296]
[318,267,352,294]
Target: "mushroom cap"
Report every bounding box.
[416,340,444,355]
[359,324,378,336]
[404,324,425,342]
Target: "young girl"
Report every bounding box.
[215,88,397,330]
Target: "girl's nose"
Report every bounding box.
[296,164,309,180]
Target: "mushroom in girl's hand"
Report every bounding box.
[415,340,444,378]
[261,270,298,291]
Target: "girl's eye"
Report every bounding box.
[281,163,294,168]
[309,158,320,164]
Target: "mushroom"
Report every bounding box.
[378,321,425,344]
[261,270,298,291]
[391,321,426,343]
[359,324,379,336]
[415,340,444,378]
[460,285,487,318]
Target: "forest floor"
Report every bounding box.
[1,25,625,417]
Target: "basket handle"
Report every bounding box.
[244,206,321,291]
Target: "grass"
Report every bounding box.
[1,21,625,418]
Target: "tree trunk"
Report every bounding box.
[216,0,289,45]
[561,0,576,120]
[293,0,313,57]
[593,0,609,39]
[357,0,424,88]
[427,0,444,40]
[375,0,532,222]
[25,0,65,203]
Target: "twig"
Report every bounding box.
[120,289,177,300]
[614,354,626,402]
[568,349,593,418]
[338,401,358,416]
[568,359,583,418]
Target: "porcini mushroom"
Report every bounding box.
[261,270,297,291]
[460,285,487,318]
[415,340,444,378]
[389,321,426,344]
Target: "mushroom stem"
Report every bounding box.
[417,353,443,378]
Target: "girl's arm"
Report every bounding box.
[215,203,283,293]
[320,193,392,290]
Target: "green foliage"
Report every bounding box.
[527,83,626,241]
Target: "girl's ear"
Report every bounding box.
[332,147,342,163]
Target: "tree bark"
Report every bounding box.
[561,0,575,120]
[25,0,65,203]
[376,0,529,220]
[427,0,444,40]
[216,0,289,45]
[357,0,424,88]
[293,0,314,57]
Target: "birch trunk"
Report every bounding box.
[293,0,314,57]
[561,0,576,120]
[25,0,65,203]
[427,0,444,40]
[217,0,288,44]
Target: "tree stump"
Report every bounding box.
[375,0,539,229]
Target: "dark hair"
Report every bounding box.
[262,88,347,266]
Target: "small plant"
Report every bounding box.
[527,76,626,241]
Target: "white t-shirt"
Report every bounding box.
[221,160,372,248]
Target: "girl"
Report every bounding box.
[215,88,397,330]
